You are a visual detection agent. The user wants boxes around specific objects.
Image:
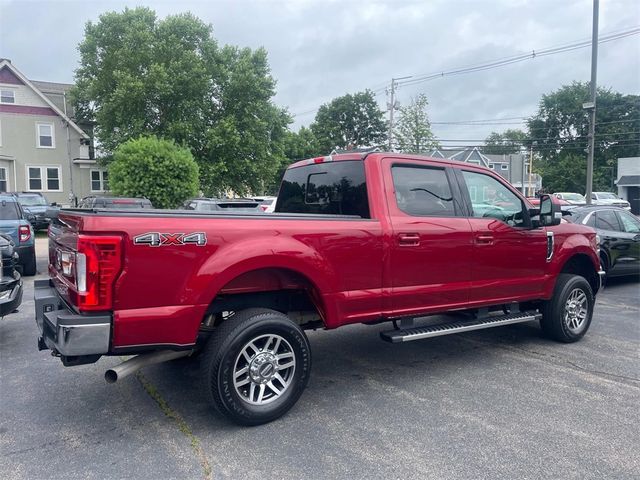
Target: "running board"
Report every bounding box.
[380,311,542,343]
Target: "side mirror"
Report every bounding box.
[539,194,561,226]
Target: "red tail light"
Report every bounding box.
[75,235,123,312]
[19,225,31,243]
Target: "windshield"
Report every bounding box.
[18,195,47,206]
[562,193,586,201]
[596,192,618,200]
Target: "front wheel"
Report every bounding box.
[201,308,311,426]
[540,274,594,343]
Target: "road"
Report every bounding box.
[1,237,638,479]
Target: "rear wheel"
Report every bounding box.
[201,308,311,426]
[541,274,594,343]
[22,247,36,276]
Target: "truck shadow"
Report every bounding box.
[151,318,557,427]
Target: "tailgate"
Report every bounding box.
[48,213,82,307]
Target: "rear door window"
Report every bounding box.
[391,165,456,216]
[595,210,622,231]
[276,160,370,218]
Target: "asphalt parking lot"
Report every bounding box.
[1,237,639,480]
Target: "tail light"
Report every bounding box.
[74,235,123,312]
[19,225,31,243]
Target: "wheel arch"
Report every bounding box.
[558,253,600,295]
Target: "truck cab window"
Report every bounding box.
[461,170,526,227]
[276,160,370,218]
[391,165,456,216]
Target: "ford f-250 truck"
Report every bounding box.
[35,152,604,425]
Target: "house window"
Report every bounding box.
[0,89,15,104]
[36,123,55,148]
[91,170,109,192]
[501,164,508,170]
[26,166,62,192]
[489,163,495,169]
[0,168,7,191]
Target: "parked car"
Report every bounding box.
[590,192,631,210]
[564,205,640,278]
[554,192,587,205]
[183,198,261,213]
[251,196,277,212]
[0,233,23,316]
[12,192,54,231]
[78,196,154,209]
[37,152,603,426]
[0,194,36,276]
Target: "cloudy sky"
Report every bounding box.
[1,0,639,144]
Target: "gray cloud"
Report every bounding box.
[1,0,638,142]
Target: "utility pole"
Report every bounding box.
[528,144,534,197]
[387,76,412,150]
[585,0,599,204]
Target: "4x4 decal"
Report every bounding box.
[133,232,207,247]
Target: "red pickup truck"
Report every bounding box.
[35,152,604,425]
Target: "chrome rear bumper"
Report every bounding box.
[34,279,111,357]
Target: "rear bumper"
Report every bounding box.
[34,279,111,357]
[0,275,23,316]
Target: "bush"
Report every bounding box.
[109,136,199,209]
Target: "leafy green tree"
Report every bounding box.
[283,127,321,161]
[311,90,387,152]
[527,82,639,193]
[109,136,199,208]
[199,46,290,197]
[482,129,527,155]
[394,94,438,153]
[73,7,288,196]
[73,8,217,153]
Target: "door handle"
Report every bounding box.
[398,233,420,246]
[476,234,494,245]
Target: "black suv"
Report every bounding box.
[0,233,23,317]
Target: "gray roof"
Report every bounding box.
[617,175,640,186]
[30,80,73,93]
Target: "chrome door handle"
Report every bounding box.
[398,233,420,246]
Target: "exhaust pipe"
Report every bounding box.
[105,350,192,383]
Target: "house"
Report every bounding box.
[428,147,542,195]
[616,156,640,214]
[0,59,106,205]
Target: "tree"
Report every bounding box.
[482,129,528,155]
[73,7,289,196]
[283,127,321,161]
[109,136,199,208]
[527,82,639,193]
[311,90,387,153]
[199,45,290,197]
[394,94,438,153]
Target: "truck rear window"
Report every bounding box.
[275,160,370,218]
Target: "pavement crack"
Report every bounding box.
[135,371,212,480]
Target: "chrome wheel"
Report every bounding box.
[563,288,588,332]
[233,334,296,406]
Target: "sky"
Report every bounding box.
[1,0,639,145]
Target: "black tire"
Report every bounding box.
[540,274,594,343]
[22,247,37,276]
[201,308,311,426]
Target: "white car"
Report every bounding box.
[252,196,277,213]
[554,192,587,205]
[590,192,631,210]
